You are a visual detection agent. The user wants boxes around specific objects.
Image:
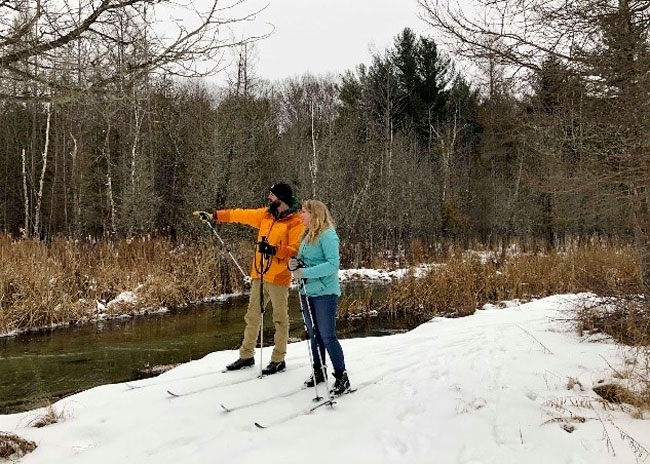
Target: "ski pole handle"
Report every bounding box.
[288,256,305,272]
[192,210,213,223]
[193,210,248,280]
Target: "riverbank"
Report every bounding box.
[0,235,249,336]
[2,234,428,337]
[0,258,433,339]
[2,294,649,463]
[1,235,643,338]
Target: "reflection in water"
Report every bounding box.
[0,285,417,414]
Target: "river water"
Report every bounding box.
[0,285,418,414]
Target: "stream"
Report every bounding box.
[0,284,420,414]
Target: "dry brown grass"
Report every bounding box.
[384,243,642,321]
[0,234,251,334]
[338,286,375,319]
[29,403,66,428]
[576,298,650,345]
[574,299,650,413]
[593,384,639,406]
[594,346,650,414]
[0,432,36,459]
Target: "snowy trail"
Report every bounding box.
[1,294,648,463]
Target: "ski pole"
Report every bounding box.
[290,256,323,400]
[297,284,323,402]
[298,277,334,406]
[193,211,248,280]
[255,237,273,377]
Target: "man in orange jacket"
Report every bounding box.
[211,183,303,375]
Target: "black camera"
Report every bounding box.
[258,237,277,257]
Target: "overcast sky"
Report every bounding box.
[223,0,430,83]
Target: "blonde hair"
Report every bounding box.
[301,200,336,244]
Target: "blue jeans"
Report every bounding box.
[300,294,346,373]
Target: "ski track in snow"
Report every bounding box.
[1,294,648,463]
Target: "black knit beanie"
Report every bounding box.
[270,182,293,206]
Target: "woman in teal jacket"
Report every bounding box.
[289,200,350,395]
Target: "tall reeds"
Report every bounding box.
[1,235,644,338]
[0,234,250,334]
[385,244,642,320]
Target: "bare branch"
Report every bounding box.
[0,0,270,100]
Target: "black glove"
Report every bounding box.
[258,241,277,256]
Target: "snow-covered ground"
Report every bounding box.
[338,264,441,282]
[1,293,648,463]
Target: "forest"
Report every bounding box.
[0,0,648,294]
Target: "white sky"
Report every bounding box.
[223,0,430,82]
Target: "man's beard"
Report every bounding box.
[269,198,282,208]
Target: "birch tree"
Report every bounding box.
[32,100,51,237]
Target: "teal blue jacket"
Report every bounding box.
[297,227,341,297]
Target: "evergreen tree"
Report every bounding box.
[392,28,452,147]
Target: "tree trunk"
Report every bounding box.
[21,148,29,238]
[102,119,117,237]
[216,145,233,208]
[541,192,554,250]
[632,187,650,298]
[69,134,80,237]
[33,102,52,238]
[126,96,144,238]
[309,100,318,198]
[500,155,524,264]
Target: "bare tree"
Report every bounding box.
[0,0,268,101]
[309,99,319,197]
[32,100,50,237]
[228,42,260,97]
[20,147,29,237]
[431,106,463,206]
[100,108,117,236]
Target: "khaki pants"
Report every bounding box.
[239,279,289,363]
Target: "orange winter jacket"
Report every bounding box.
[215,205,304,287]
